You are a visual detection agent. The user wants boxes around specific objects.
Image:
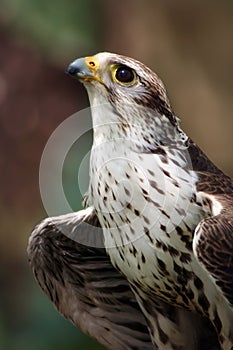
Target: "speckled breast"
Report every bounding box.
[89,142,213,310]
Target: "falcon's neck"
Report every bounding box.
[88,95,187,151]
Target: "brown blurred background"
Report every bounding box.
[0,1,232,349]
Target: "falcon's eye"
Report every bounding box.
[113,65,137,85]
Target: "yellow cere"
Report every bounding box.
[83,56,105,85]
[85,56,100,71]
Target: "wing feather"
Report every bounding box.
[193,169,233,307]
[27,207,153,350]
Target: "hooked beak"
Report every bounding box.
[65,56,103,84]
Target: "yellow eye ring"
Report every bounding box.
[111,65,137,85]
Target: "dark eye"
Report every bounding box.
[115,65,136,84]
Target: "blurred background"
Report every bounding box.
[0,0,233,349]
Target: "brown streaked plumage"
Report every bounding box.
[28,52,233,350]
[28,210,153,350]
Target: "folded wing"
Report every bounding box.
[27,207,153,350]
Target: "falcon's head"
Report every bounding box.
[66,52,185,147]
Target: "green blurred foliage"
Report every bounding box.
[3,280,103,350]
[1,0,100,60]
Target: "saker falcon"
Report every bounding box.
[28,52,233,350]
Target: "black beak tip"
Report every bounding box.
[65,64,78,76]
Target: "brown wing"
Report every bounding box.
[27,207,153,350]
[193,163,233,307]
[193,201,233,306]
[187,137,233,306]
[186,138,224,175]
